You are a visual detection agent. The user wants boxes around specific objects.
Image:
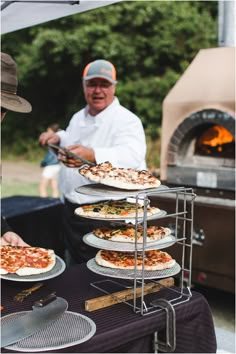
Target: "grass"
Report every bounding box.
[1,181,40,198]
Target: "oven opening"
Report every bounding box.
[195,124,235,159]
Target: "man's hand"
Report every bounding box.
[39,131,60,146]
[1,231,30,247]
[58,144,95,167]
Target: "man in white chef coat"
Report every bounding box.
[39,59,147,264]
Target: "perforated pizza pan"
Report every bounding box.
[0,256,66,282]
[75,209,167,221]
[87,258,181,280]
[75,183,169,197]
[83,233,176,251]
[2,311,96,352]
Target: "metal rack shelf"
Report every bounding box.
[76,184,196,317]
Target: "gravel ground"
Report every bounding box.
[2,160,41,183]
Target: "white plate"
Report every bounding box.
[83,233,176,251]
[2,311,96,352]
[0,256,66,282]
[87,258,181,280]
[75,209,167,221]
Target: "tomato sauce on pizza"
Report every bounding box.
[95,249,175,271]
[93,224,171,243]
[0,246,56,276]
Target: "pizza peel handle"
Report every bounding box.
[1,295,68,348]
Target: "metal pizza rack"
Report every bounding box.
[75,183,196,352]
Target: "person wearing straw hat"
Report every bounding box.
[1,52,32,246]
[39,59,147,264]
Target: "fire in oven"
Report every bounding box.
[166,109,235,191]
[195,124,234,158]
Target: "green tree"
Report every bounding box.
[1,1,217,164]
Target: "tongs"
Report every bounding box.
[48,143,95,167]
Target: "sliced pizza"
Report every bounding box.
[0,246,56,276]
[75,200,160,219]
[95,249,175,271]
[93,224,171,243]
[79,162,161,190]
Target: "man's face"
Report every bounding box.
[83,78,116,116]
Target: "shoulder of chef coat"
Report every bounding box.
[96,97,144,127]
[55,108,86,144]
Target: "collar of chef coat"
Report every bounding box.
[79,97,119,127]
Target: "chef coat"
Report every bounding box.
[57,97,147,205]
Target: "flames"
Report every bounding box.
[197,125,234,152]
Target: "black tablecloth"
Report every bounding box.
[1,264,217,353]
[1,196,65,258]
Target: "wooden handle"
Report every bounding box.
[85,277,174,312]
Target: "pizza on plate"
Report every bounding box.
[95,249,175,271]
[75,200,160,219]
[93,224,171,243]
[79,161,161,190]
[0,246,56,276]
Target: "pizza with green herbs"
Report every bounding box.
[75,200,160,219]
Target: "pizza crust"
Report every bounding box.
[101,177,161,190]
[16,252,56,276]
[84,171,101,182]
[95,250,176,271]
[0,268,8,275]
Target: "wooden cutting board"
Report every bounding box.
[85,277,174,311]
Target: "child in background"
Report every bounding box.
[39,124,61,198]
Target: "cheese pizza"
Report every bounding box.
[0,246,56,276]
[75,200,160,219]
[95,249,175,271]
[93,224,171,243]
[79,162,161,190]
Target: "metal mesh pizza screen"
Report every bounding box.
[75,183,169,197]
[0,256,66,282]
[3,311,96,352]
[87,258,181,280]
[83,233,176,251]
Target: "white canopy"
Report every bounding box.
[1,0,122,34]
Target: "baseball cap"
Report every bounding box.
[1,52,32,113]
[83,59,117,84]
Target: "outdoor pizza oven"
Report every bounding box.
[160,47,235,190]
[155,47,235,293]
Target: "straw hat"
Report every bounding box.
[1,52,32,113]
